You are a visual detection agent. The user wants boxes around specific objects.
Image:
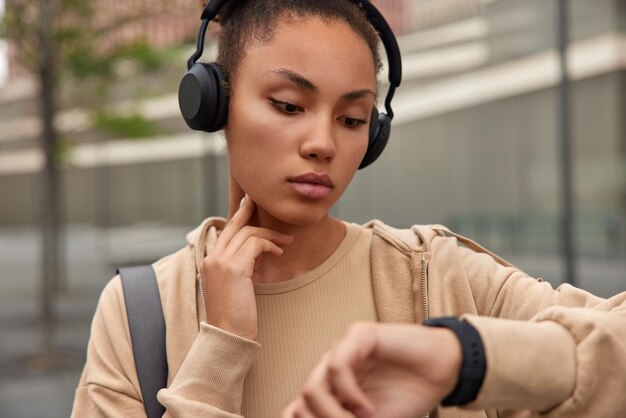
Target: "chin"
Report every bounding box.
[261,198,333,227]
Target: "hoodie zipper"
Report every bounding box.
[422,254,431,418]
[421,254,429,323]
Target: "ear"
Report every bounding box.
[227,169,246,220]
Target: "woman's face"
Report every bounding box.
[225,16,377,226]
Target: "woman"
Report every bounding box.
[72,1,626,417]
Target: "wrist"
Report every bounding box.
[431,326,463,396]
[205,308,258,341]
[209,320,258,341]
[424,317,487,406]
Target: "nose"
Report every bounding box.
[300,116,336,163]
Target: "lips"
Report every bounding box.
[288,172,334,199]
[288,172,335,188]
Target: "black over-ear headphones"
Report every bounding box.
[179,0,402,169]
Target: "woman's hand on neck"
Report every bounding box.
[226,173,346,284]
[248,207,346,284]
[226,205,344,284]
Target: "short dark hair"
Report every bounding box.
[216,0,382,92]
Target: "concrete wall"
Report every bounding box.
[2,71,624,259]
[1,0,625,263]
[339,72,625,251]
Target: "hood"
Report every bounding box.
[185,217,227,274]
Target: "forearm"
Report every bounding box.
[157,322,260,417]
[444,234,626,415]
[462,315,576,412]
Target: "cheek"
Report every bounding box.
[228,95,286,153]
[338,134,369,172]
[227,139,270,191]
[226,107,288,194]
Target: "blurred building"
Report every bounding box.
[351,0,626,260]
[1,0,200,85]
[0,0,7,85]
[0,0,625,287]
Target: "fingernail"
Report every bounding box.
[239,194,247,208]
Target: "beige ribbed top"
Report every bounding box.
[242,221,376,417]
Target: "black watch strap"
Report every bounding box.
[424,317,486,406]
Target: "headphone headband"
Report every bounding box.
[352,1,402,88]
[201,0,229,20]
[192,0,402,115]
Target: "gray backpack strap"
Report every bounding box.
[119,265,168,418]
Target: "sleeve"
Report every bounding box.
[448,242,626,417]
[71,276,145,417]
[157,323,259,417]
[71,277,260,418]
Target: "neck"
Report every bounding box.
[247,208,346,284]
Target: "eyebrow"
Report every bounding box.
[268,68,376,101]
[342,89,377,101]
[270,68,318,93]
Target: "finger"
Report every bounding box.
[215,194,255,250]
[227,171,246,220]
[300,354,353,418]
[327,366,374,418]
[303,384,353,418]
[332,323,377,370]
[326,325,377,416]
[225,226,293,257]
[291,397,317,418]
[234,237,286,268]
[282,400,298,418]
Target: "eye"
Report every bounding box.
[269,98,303,114]
[338,116,368,128]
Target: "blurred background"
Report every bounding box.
[0,0,624,416]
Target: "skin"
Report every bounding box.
[225,14,377,279]
[282,322,462,418]
[201,14,462,417]
[203,16,376,338]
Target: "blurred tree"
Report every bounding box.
[0,0,165,370]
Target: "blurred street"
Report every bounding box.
[0,224,624,417]
[0,224,189,418]
[1,0,626,416]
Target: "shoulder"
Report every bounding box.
[365,220,516,269]
[363,219,443,254]
[94,244,200,377]
[152,245,198,301]
[94,243,197,330]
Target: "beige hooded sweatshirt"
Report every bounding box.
[72,218,626,417]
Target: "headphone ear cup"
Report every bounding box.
[207,63,229,131]
[359,108,390,170]
[178,62,229,132]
